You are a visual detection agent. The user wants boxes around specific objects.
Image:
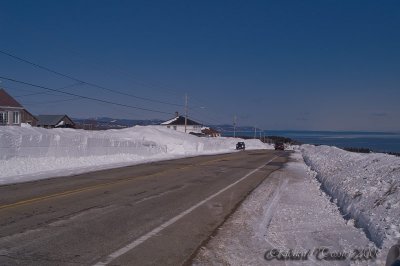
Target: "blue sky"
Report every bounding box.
[0,0,399,131]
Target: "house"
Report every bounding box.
[21,109,39,126]
[201,127,221,137]
[161,112,202,134]
[0,89,38,126]
[36,115,75,128]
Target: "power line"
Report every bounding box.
[0,50,183,107]
[57,46,186,98]
[13,91,49,98]
[60,48,226,116]
[188,96,236,124]
[23,97,81,106]
[180,95,222,127]
[13,82,84,98]
[189,107,226,125]
[0,76,174,115]
[0,50,237,125]
[0,50,239,126]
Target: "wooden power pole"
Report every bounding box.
[233,115,237,138]
[184,93,188,133]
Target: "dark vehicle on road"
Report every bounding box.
[236,142,245,150]
[274,142,284,150]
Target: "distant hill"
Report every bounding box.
[72,117,255,134]
[73,117,164,130]
[210,124,254,133]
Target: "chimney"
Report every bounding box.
[175,111,179,117]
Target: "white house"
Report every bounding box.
[161,113,202,134]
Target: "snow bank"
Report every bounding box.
[194,152,376,265]
[0,125,271,184]
[301,144,400,251]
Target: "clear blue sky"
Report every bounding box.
[1,0,399,131]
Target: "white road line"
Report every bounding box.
[93,156,278,266]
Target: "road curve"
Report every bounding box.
[0,150,289,266]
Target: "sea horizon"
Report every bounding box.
[221,129,400,154]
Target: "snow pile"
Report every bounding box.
[194,152,376,265]
[0,125,271,184]
[301,144,400,251]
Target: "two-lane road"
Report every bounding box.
[0,150,289,265]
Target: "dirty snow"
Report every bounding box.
[0,125,272,185]
[193,152,379,265]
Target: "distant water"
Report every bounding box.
[223,130,400,153]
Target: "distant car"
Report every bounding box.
[274,142,284,150]
[236,142,245,150]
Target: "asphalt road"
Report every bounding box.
[0,150,289,266]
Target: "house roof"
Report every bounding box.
[37,115,74,126]
[161,115,202,126]
[0,89,23,108]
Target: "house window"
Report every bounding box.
[0,112,8,125]
[12,111,20,124]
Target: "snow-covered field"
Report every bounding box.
[301,145,400,256]
[0,125,272,185]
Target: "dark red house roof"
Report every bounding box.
[0,89,23,108]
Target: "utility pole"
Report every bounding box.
[233,115,237,138]
[260,130,262,139]
[254,126,257,139]
[184,93,188,133]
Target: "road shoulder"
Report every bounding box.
[193,152,378,266]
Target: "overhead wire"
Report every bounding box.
[55,46,186,98]
[13,82,84,98]
[0,50,184,107]
[0,49,238,126]
[23,97,82,106]
[0,76,174,115]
